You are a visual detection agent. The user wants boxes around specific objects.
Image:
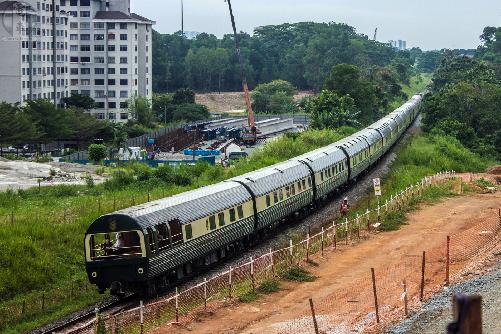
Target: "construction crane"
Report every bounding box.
[225,0,258,145]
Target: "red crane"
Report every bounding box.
[225,0,258,144]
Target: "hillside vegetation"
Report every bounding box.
[422,26,501,159]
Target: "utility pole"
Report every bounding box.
[52,0,57,105]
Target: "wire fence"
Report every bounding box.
[62,171,495,334]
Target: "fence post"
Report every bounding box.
[203,278,207,311]
[175,287,179,322]
[446,236,450,285]
[321,227,324,257]
[357,214,361,240]
[366,209,371,232]
[269,248,275,276]
[289,239,294,266]
[371,268,380,324]
[228,266,233,298]
[403,280,408,317]
[140,300,144,334]
[345,218,349,245]
[420,251,426,301]
[306,233,310,263]
[250,256,255,291]
[332,222,337,250]
[309,298,320,334]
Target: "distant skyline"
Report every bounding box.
[131,0,501,50]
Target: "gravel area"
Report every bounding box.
[0,160,106,191]
[386,257,501,334]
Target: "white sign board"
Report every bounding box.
[373,178,382,196]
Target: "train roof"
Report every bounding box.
[229,159,310,196]
[87,182,251,232]
[334,132,370,155]
[295,145,346,172]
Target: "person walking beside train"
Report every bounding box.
[340,198,350,218]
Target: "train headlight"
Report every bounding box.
[138,268,144,275]
[91,272,97,278]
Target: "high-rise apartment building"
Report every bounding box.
[0,0,154,122]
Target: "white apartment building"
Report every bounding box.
[0,0,154,122]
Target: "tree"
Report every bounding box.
[88,144,108,163]
[171,104,210,122]
[303,90,361,130]
[152,93,174,123]
[324,64,377,124]
[23,99,76,142]
[0,102,39,145]
[128,96,154,127]
[172,88,195,105]
[62,93,96,111]
[252,80,297,114]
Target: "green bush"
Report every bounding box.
[88,144,107,163]
[238,290,259,303]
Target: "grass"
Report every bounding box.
[0,128,357,333]
[258,279,281,294]
[281,267,316,282]
[238,291,259,303]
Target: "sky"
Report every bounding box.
[131,0,501,50]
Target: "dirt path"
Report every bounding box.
[155,191,501,334]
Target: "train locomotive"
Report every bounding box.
[85,94,423,295]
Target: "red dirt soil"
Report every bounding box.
[153,190,501,334]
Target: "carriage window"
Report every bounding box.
[237,205,244,219]
[335,165,338,174]
[279,189,284,201]
[291,184,296,196]
[156,223,169,249]
[229,208,236,222]
[185,224,193,240]
[302,179,307,189]
[266,194,271,207]
[297,181,302,191]
[273,191,279,203]
[207,215,216,230]
[320,171,324,181]
[308,177,312,187]
[285,186,290,198]
[86,230,144,261]
[169,219,183,245]
[218,213,225,227]
[327,168,331,177]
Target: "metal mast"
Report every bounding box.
[225,0,255,130]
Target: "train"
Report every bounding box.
[84,94,423,295]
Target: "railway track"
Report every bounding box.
[33,294,137,334]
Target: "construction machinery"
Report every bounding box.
[225,0,258,145]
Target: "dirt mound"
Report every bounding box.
[487,165,501,175]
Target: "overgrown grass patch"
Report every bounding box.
[258,279,281,294]
[238,290,259,303]
[281,267,316,282]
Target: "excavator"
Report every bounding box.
[225,0,258,145]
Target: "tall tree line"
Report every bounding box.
[153,22,412,93]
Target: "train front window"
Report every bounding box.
[86,230,145,261]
